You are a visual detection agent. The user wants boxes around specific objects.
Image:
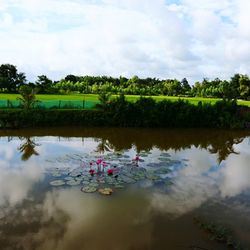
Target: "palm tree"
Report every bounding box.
[17,85,39,110]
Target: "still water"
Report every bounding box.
[0,128,250,250]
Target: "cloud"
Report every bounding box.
[0,0,249,83]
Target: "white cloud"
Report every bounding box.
[0,0,249,83]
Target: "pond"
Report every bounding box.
[0,127,250,250]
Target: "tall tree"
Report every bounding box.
[239,75,250,99]
[181,78,191,95]
[35,75,53,93]
[0,64,26,92]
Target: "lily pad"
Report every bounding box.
[114,184,124,189]
[88,183,99,188]
[154,167,171,175]
[146,174,160,181]
[65,176,74,181]
[146,162,163,168]
[81,186,97,193]
[66,180,81,186]
[82,180,90,185]
[160,152,171,157]
[50,180,65,186]
[158,157,172,162]
[98,188,113,195]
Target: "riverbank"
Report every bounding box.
[0,99,249,129]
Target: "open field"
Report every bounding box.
[0,93,249,107]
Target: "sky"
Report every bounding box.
[0,0,249,83]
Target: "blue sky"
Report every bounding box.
[0,0,249,83]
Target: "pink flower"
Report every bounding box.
[133,155,140,161]
[89,169,95,175]
[96,159,103,165]
[107,169,113,175]
[103,161,107,165]
[89,162,93,166]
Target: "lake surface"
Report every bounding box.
[0,128,250,250]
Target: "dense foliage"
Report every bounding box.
[1,64,250,100]
[0,97,247,129]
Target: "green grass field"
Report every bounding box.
[0,93,249,107]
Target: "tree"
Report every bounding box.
[239,75,250,99]
[163,79,182,96]
[17,85,38,110]
[96,91,111,110]
[229,74,240,99]
[35,75,53,93]
[0,64,26,92]
[65,74,80,83]
[181,78,191,95]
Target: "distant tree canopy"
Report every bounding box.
[0,64,27,92]
[1,63,250,100]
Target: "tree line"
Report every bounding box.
[1,63,250,99]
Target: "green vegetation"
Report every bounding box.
[1,64,250,101]
[0,97,248,129]
[1,93,250,109]
[17,85,38,110]
[0,63,250,129]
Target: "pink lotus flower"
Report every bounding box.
[133,155,140,161]
[96,159,103,165]
[89,169,95,175]
[89,162,93,166]
[107,169,114,175]
[103,161,107,165]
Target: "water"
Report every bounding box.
[0,128,250,250]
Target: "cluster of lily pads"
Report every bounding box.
[47,151,184,195]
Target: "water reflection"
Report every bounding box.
[0,162,44,207]
[94,138,114,154]
[0,188,227,250]
[0,128,250,249]
[18,137,40,161]
[2,128,250,162]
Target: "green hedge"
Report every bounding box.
[0,98,247,129]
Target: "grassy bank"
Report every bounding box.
[0,93,239,103]
[0,98,248,129]
[1,93,250,108]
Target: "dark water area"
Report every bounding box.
[0,128,250,250]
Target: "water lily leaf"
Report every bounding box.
[97,179,105,184]
[146,174,160,181]
[65,177,74,181]
[88,183,99,188]
[120,176,136,184]
[121,155,130,159]
[160,152,171,157]
[154,167,171,174]
[82,180,90,185]
[146,163,163,168]
[75,176,84,181]
[50,180,65,186]
[98,188,113,195]
[158,157,172,162]
[50,170,62,177]
[81,186,97,193]
[114,185,124,189]
[66,180,81,186]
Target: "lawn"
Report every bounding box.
[0,93,249,107]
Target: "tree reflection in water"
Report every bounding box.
[94,138,114,154]
[18,137,40,161]
[2,128,249,163]
[208,138,243,163]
